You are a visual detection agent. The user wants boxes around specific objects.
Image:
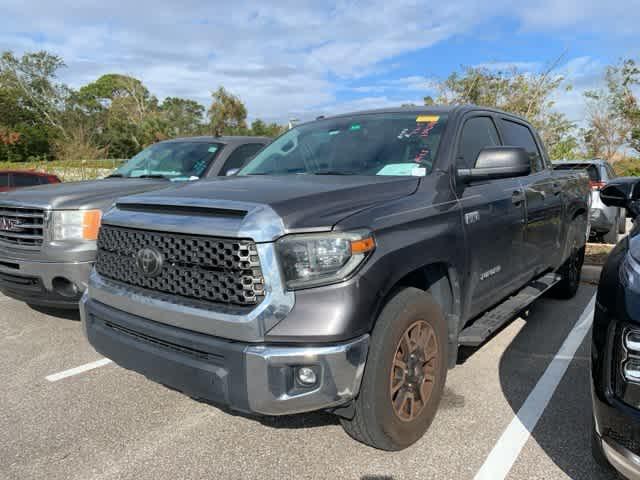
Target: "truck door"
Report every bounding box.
[455,114,527,318]
[499,119,562,273]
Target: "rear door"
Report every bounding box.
[455,113,527,317]
[499,118,562,273]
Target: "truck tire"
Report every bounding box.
[551,245,584,299]
[619,211,627,235]
[604,216,619,244]
[340,287,448,450]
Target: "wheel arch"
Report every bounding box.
[376,262,463,368]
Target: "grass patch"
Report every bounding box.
[585,243,614,266]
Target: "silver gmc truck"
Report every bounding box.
[0,136,268,308]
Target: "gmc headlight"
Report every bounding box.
[276,231,375,289]
[50,210,102,241]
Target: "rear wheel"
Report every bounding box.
[340,287,448,450]
[619,211,627,235]
[604,217,619,244]
[551,245,584,299]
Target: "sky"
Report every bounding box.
[1,0,639,124]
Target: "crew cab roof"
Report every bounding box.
[159,136,272,145]
[305,104,532,127]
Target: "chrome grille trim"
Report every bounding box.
[0,206,46,249]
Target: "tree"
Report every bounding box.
[207,87,247,136]
[159,97,205,136]
[76,74,161,157]
[249,119,284,137]
[427,61,579,159]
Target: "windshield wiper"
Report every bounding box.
[106,174,124,178]
[136,174,170,180]
[310,170,356,175]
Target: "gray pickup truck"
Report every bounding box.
[81,106,589,450]
[0,136,269,308]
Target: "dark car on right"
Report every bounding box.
[592,177,640,479]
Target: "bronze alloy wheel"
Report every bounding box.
[390,320,439,422]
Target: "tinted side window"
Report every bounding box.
[221,144,265,175]
[500,120,544,172]
[12,173,41,187]
[457,116,501,168]
[0,174,8,187]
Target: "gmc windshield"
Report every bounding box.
[240,112,448,176]
[111,141,223,180]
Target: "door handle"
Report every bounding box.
[512,190,524,205]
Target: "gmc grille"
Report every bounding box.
[96,226,265,306]
[0,206,46,249]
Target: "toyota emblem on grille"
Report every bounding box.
[0,217,23,232]
[135,248,163,277]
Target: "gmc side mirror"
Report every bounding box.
[457,146,531,183]
[601,177,640,218]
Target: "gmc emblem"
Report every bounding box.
[0,217,23,232]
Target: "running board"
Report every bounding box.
[458,273,561,347]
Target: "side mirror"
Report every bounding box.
[601,177,640,218]
[457,147,531,183]
[225,168,240,176]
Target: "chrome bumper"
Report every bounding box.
[0,256,93,291]
[82,296,369,415]
[245,336,369,415]
[602,437,640,480]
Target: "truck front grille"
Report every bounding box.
[0,206,46,249]
[96,226,265,306]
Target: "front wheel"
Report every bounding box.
[340,287,448,450]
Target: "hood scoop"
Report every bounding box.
[116,202,248,219]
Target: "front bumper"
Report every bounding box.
[0,256,92,307]
[81,296,369,416]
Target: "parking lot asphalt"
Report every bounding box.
[0,282,617,480]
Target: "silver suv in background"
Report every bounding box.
[553,160,625,243]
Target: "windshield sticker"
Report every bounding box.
[377,163,417,176]
[414,148,430,164]
[416,115,440,123]
[411,167,426,177]
[329,130,341,136]
[397,122,436,140]
[350,124,361,131]
[208,146,219,153]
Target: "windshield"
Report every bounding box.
[112,141,223,180]
[239,112,448,176]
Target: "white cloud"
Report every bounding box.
[0,0,637,123]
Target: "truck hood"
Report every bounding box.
[113,175,419,234]
[0,178,172,210]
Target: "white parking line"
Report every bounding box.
[474,293,597,480]
[45,358,113,382]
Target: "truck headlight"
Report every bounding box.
[275,231,375,289]
[50,210,102,241]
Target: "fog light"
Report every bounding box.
[296,366,318,386]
